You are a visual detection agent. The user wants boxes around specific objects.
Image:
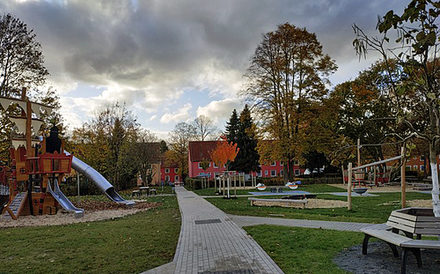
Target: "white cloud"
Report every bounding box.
[197,98,242,123]
[160,103,192,124]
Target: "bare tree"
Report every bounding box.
[193,115,217,141]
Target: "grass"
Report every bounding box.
[244,225,363,273]
[0,196,181,274]
[206,192,432,223]
[191,184,343,196]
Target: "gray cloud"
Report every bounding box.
[0,0,403,128]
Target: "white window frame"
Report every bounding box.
[165,168,170,174]
[294,169,300,176]
[271,161,276,166]
[213,162,218,168]
[271,170,276,177]
[264,170,268,176]
[165,175,170,181]
[174,168,179,173]
[175,175,179,181]
[198,162,202,169]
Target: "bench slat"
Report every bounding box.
[388,216,416,228]
[402,239,440,249]
[361,229,411,246]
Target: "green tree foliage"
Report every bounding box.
[70,103,139,191]
[353,0,440,216]
[36,87,65,135]
[244,23,337,180]
[0,13,48,97]
[225,109,239,144]
[229,105,260,173]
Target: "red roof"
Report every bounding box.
[188,141,223,162]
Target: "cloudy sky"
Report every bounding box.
[1,0,404,139]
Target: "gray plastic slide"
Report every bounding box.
[66,151,135,206]
[47,179,84,218]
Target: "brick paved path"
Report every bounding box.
[228,215,371,232]
[173,186,283,274]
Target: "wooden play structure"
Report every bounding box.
[0,89,83,220]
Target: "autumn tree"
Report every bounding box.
[244,23,337,180]
[70,103,139,190]
[131,130,159,186]
[209,137,239,169]
[167,122,196,182]
[193,115,217,141]
[353,0,440,215]
[0,14,48,97]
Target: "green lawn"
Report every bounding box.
[206,192,432,223]
[244,225,363,273]
[191,184,344,196]
[0,196,181,273]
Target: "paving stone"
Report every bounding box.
[173,186,283,274]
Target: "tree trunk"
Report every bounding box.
[429,145,440,217]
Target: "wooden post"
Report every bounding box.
[373,166,377,186]
[348,162,352,211]
[341,165,345,185]
[234,174,236,197]
[77,172,80,197]
[401,147,406,208]
[357,138,361,167]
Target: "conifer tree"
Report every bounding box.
[225,109,239,143]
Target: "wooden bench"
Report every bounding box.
[361,224,440,274]
[131,190,141,197]
[248,197,307,209]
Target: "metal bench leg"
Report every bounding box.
[386,242,399,257]
[362,234,371,255]
[401,248,408,274]
[409,248,422,268]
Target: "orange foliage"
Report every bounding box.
[209,138,239,168]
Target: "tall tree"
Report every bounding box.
[70,103,139,190]
[225,109,239,144]
[131,130,159,186]
[353,0,440,215]
[229,105,260,173]
[167,122,196,182]
[36,87,65,135]
[0,13,48,97]
[193,115,217,141]
[244,23,337,180]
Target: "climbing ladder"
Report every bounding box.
[3,192,27,220]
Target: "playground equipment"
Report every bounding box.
[347,147,405,210]
[0,90,133,220]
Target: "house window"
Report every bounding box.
[213,162,218,168]
[264,170,268,176]
[175,175,179,181]
[280,161,284,166]
[198,162,202,169]
[295,169,300,176]
[165,168,170,174]
[165,175,170,182]
[271,170,276,177]
[174,168,179,173]
[294,160,299,165]
[421,165,425,171]
[271,161,276,166]
[280,170,284,176]
[413,165,418,170]
[257,171,262,177]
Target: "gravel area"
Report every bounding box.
[334,241,440,274]
[0,201,159,228]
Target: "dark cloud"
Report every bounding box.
[0,0,406,127]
